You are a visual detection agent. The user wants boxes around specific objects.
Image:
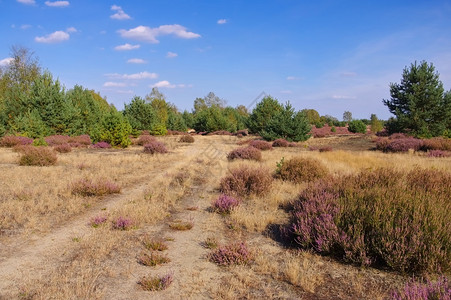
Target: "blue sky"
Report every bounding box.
[1,0,450,120]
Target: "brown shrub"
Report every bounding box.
[227,146,262,161]
[277,157,328,183]
[19,146,57,166]
[137,135,156,146]
[143,141,168,154]
[272,139,289,147]
[249,140,272,151]
[179,135,194,143]
[421,137,451,151]
[0,135,33,147]
[220,166,273,197]
[53,143,72,153]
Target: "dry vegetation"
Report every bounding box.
[0,134,450,299]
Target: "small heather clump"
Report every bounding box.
[272,139,290,147]
[137,134,156,146]
[169,220,194,231]
[0,135,33,147]
[89,215,108,228]
[277,157,328,183]
[143,237,168,251]
[19,146,58,166]
[143,141,168,154]
[249,140,272,151]
[112,216,134,230]
[179,135,195,143]
[220,166,273,197]
[212,194,240,214]
[91,141,112,149]
[138,251,171,266]
[53,143,72,153]
[71,178,121,196]
[226,146,262,161]
[209,242,253,266]
[138,272,174,291]
[391,276,451,300]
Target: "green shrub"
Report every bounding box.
[348,120,367,133]
[32,137,48,146]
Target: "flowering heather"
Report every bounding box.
[391,276,451,300]
[89,215,108,228]
[376,137,423,152]
[310,125,351,138]
[143,141,168,154]
[220,166,273,197]
[53,143,72,153]
[68,135,92,145]
[227,146,262,161]
[0,135,33,147]
[277,157,328,183]
[68,142,84,148]
[137,135,156,146]
[212,194,240,214]
[249,140,272,151]
[272,139,290,147]
[44,135,70,146]
[179,135,195,143]
[91,141,112,149]
[209,242,253,266]
[19,146,57,166]
[112,216,134,230]
[71,178,121,196]
[427,150,451,158]
[138,272,174,291]
[421,137,451,151]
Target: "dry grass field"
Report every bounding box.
[0,135,450,299]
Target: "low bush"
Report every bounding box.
[89,215,108,228]
[32,138,48,146]
[45,135,70,146]
[138,272,173,291]
[71,178,121,196]
[220,166,272,197]
[209,242,253,266]
[143,141,168,154]
[249,140,272,151]
[68,135,91,146]
[427,150,451,158]
[227,146,262,161]
[137,135,156,146]
[391,276,450,300]
[347,120,367,134]
[138,251,170,266]
[142,237,168,251]
[235,129,248,136]
[212,194,240,214]
[53,143,72,153]
[19,146,57,166]
[376,137,424,152]
[91,141,112,149]
[287,168,451,274]
[0,135,33,147]
[207,130,232,136]
[421,137,451,151]
[276,157,328,183]
[179,135,195,143]
[319,146,333,152]
[272,139,289,147]
[112,216,134,230]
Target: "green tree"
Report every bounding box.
[348,120,367,134]
[343,111,352,123]
[301,109,321,124]
[383,61,450,137]
[123,96,156,132]
[370,114,383,133]
[247,96,283,134]
[260,102,311,142]
[100,109,132,147]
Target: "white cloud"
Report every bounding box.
[105,71,158,80]
[45,1,69,7]
[66,27,77,33]
[17,0,35,5]
[217,19,227,24]
[114,43,140,51]
[118,24,200,44]
[286,76,303,80]
[20,24,32,30]
[150,81,190,88]
[103,82,127,87]
[110,5,131,20]
[166,52,178,58]
[127,58,147,64]
[35,30,69,43]
[0,57,13,67]
[332,95,356,100]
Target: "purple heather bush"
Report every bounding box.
[53,143,72,153]
[71,178,121,196]
[137,134,156,146]
[69,135,92,146]
[0,135,33,147]
[390,276,451,300]
[227,146,262,161]
[220,166,273,197]
[249,140,272,151]
[138,272,174,291]
[45,135,70,146]
[212,194,240,214]
[89,215,108,228]
[427,150,451,158]
[143,141,168,154]
[287,168,451,274]
[209,242,253,266]
[91,141,112,149]
[112,216,134,230]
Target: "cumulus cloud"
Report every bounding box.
[127,58,147,64]
[45,1,69,7]
[105,71,158,80]
[66,27,77,33]
[103,82,127,87]
[217,19,227,24]
[17,0,35,5]
[110,5,131,20]
[166,52,178,58]
[0,57,13,67]
[150,81,190,88]
[114,43,140,51]
[35,30,69,43]
[118,24,200,44]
